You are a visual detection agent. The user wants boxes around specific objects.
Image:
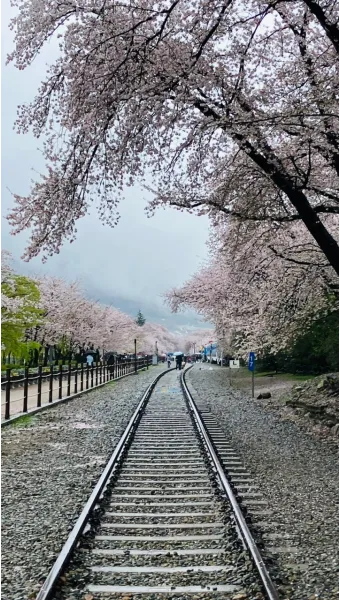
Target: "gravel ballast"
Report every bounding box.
[187,365,339,600]
[58,369,262,600]
[1,365,166,600]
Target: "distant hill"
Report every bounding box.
[85,290,212,333]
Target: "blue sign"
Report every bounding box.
[248,352,255,372]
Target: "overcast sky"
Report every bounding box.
[1,0,212,332]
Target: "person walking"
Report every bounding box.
[175,354,183,370]
[107,354,115,378]
[167,355,171,368]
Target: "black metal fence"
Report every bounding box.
[1,357,150,421]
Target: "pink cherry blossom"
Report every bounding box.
[165,216,338,356]
[6,0,339,272]
[27,276,141,353]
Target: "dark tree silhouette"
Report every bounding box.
[136,310,146,327]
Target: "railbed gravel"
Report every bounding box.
[187,365,339,600]
[1,365,165,600]
[55,371,263,600]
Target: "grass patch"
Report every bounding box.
[227,367,317,392]
[8,414,36,428]
[277,373,316,382]
[255,371,316,382]
[255,370,278,378]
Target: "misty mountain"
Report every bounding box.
[85,289,212,333]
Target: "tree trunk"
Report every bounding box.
[270,175,339,274]
[239,133,339,274]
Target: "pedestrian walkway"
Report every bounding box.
[1,375,79,419]
[1,359,151,421]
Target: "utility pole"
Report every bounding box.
[134,339,137,374]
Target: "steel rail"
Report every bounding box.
[181,366,280,600]
[36,367,175,600]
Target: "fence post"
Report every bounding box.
[49,364,54,403]
[134,339,137,374]
[81,363,84,392]
[37,365,42,407]
[23,367,29,412]
[5,369,11,420]
[95,362,98,386]
[146,355,149,370]
[91,363,94,388]
[59,364,63,399]
[100,361,102,385]
[67,361,71,396]
[86,364,90,389]
[74,363,78,394]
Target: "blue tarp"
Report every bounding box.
[203,343,217,356]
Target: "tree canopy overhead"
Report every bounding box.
[6,0,339,271]
[165,217,338,356]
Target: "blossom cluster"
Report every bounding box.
[6,0,338,273]
[165,218,338,356]
[2,252,211,355]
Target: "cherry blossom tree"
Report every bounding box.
[134,321,212,355]
[95,304,140,353]
[177,329,215,354]
[27,276,139,354]
[165,217,338,356]
[6,0,338,272]
[136,322,178,355]
[1,251,217,361]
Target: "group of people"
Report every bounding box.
[166,354,185,369]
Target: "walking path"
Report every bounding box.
[1,376,79,418]
[1,364,150,420]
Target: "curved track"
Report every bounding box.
[36,366,279,600]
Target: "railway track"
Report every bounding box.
[36,367,279,600]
